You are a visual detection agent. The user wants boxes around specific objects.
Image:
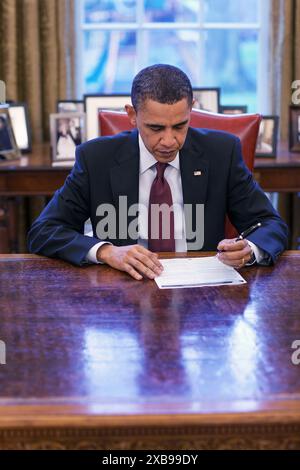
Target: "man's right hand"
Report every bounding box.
[96,244,164,281]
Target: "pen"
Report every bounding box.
[235,222,262,241]
[217,222,262,252]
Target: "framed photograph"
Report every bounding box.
[8,102,32,153]
[220,105,248,115]
[192,88,220,113]
[0,106,21,161]
[255,116,279,158]
[84,94,131,140]
[289,105,300,152]
[57,100,84,113]
[50,112,86,164]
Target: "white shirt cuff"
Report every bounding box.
[86,242,112,264]
[246,240,265,265]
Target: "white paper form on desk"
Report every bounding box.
[155,256,246,289]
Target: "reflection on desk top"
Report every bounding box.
[0,251,300,422]
[0,143,66,171]
[0,141,300,171]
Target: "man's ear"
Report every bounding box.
[125,104,137,127]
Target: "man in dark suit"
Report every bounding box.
[28,64,288,280]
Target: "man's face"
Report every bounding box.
[126,98,191,163]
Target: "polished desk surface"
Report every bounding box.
[0,252,300,449]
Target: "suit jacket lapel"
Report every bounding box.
[180,129,209,249]
[179,129,209,206]
[110,129,140,209]
[109,129,140,244]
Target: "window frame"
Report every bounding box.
[76,0,270,113]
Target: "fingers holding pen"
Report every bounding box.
[217,238,252,268]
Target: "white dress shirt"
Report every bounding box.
[137,135,187,251]
[86,134,264,264]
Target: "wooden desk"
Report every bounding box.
[0,252,300,450]
[0,142,300,252]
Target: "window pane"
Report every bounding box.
[144,0,199,22]
[84,0,137,23]
[203,0,258,23]
[84,31,137,93]
[140,30,200,85]
[202,29,258,112]
[80,1,261,111]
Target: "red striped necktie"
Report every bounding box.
[148,162,175,252]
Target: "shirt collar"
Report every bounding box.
[138,133,180,174]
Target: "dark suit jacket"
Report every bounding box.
[28,128,288,266]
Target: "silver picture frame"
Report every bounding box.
[0,105,21,161]
[220,105,248,115]
[84,94,131,140]
[192,88,220,113]
[255,115,279,158]
[57,100,84,114]
[8,102,32,153]
[50,112,86,164]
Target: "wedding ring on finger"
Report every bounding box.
[236,258,245,269]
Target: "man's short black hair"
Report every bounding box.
[131,64,193,110]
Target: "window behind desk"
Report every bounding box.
[76,0,270,113]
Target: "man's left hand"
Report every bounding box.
[217,238,253,269]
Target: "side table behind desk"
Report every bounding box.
[0,143,70,252]
[253,142,300,249]
[253,141,300,192]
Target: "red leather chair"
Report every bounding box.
[98,109,261,239]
